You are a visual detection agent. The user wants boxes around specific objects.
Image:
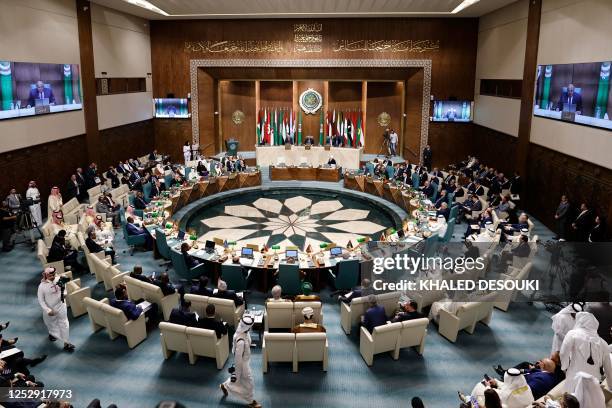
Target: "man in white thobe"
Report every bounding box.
[470,368,534,408]
[560,311,611,394]
[220,316,261,408]
[183,142,191,165]
[551,303,583,357]
[26,181,42,227]
[37,267,75,352]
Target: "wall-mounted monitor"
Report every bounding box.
[154,98,190,118]
[533,61,611,130]
[0,61,82,120]
[431,100,473,122]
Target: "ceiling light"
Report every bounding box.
[451,0,480,14]
[125,0,169,16]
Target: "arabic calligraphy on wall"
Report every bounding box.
[184,40,284,53]
[333,39,440,53]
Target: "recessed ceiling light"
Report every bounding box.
[452,0,480,14]
[124,0,169,16]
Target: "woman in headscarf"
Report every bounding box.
[47,186,63,216]
[551,303,583,357]
[560,311,612,394]
[220,315,261,408]
[37,267,75,352]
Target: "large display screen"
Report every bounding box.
[0,61,82,120]
[154,98,189,118]
[533,61,611,130]
[431,100,473,122]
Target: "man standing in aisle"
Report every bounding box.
[37,268,75,352]
[389,129,398,156]
[26,181,42,227]
[422,145,432,170]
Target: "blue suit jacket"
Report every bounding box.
[525,369,558,400]
[126,223,146,236]
[28,87,55,107]
[363,305,387,333]
[110,299,142,320]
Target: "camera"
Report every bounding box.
[228,365,237,382]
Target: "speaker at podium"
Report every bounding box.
[225,139,239,156]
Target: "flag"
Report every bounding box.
[289,109,294,144]
[595,61,610,119]
[343,112,348,146]
[279,109,285,144]
[270,109,276,146]
[357,111,365,147]
[326,111,331,144]
[297,110,302,145]
[541,65,553,110]
[0,61,13,111]
[264,108,271,145]
[63,64,73,104]
[256,109,262,144]
[319,109,324,145]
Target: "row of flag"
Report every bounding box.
[256,108,365,147]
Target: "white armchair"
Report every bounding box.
[359,322,402,366]
[293,301,323,325]
[294,333,328,372]
[438,302,494,343]
[264,301,294,331]
[159,322,190,361]
[65,278,91,318]
[394,318,428,358]
[186,326,229,369]
[340,296,368,335]
[103,302,147,348]
[495,262,533,312]
[262,332,296,373]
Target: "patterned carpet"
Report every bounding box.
[0,197,557,408]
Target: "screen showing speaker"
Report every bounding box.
[431,100,473,122]
[533,61,611,130]
[154,98,190,118]
[0,61,82,120]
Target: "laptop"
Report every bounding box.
[329,247,342,257]
[241,247,254,259]
[285,249,298,259]
[204,240,216,254]
[177,230,186,240]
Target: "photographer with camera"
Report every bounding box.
[0,200,16,252]
[220,315,261,408]
[37,267,75,352]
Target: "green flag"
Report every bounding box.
[256,109,262,144]
[541,65,553,110]
[63,64,73,104]
[319,110,324,145]
[0,61,13,111]
[595,61,610,119]
[297,110,302,145]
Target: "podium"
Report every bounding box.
[225,139,239,156]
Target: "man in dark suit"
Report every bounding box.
[434,190,448,209]
[420,180,434,199]
[391,301,423,323]
[437,202,450,221]
[338,278,373,303]
[362,295,387,333]
[106,167,120,189]
[422,145,432,170]
[571,203,593,242]
[153,272,177,296]
[125,216,153,250]
[133,191,147,210]
[75,168,87,201]
[198,304,228,339]
[85,230,115,264]
[169,301,198,327]
[554,195,570,240]
[191,276,213,296]
[180,243,200,269]
[27,81,55,107]
[65,175,80,202]
[557,83,583,114]
[110,286,142,321]
[48,230,83,272]
[130,265,153,283]
[84,163,99,190]
[213,279,243,306]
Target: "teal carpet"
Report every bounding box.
[0,216,556,407]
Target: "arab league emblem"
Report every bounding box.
[377,112,391,127]
[299,88,323,114]
[232,110,245,125]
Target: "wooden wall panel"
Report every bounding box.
[428,123,473,170]
[403,71,424,162]
[154,119,192,161]
[259,81,293,108]
[365,82,402,155]
[0,120,153,219]
[298,80,326,140]
[150,17,478,157]
[197,70,218,155]
[220,81,256,151]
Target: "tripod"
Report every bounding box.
[14,205,42,250]
[376,136,391,158]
